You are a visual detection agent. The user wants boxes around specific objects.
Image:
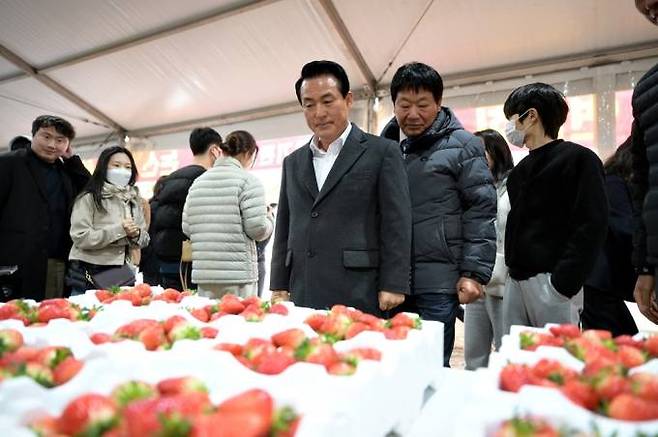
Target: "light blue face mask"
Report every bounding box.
[505,109,531,147]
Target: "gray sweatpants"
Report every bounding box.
[502,273,583,334]
[464,291,503,370]
[464,293,504,370]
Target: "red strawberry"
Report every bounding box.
[157,376,208,396]
[390,313,421,329]
[95,290,114,302]
[384,325,410,340]
[0,328,23,354]
[217,389,273,429]
[608,393,658,421]
[499,363,531,392]
[117,290,143,306]
[57,394,118,435]
[560,379,599,410]
[304,313,329,331]
[37,305,74,323]
[271,407,301,437]
[271,329,307,349]
[327,361,356,376]
[168,323,202,343]
[200,327,218,339]
[139,325,167,350]
[111,380,156,406]
[255,350,296,375]
[631,373,658,402]
[242,296,262,308]
[53,357,83,385]
[114,319,160,339]
[25,362,55,387]
[530,359,577,385]
[0,345,40,366]
[549,323,580,339]
[35,346,72,368]
[163,315,187,334]
[344,347,382,361]
[345,322,368,340]
[593,372,630,400]
[269,303,289,316]
[330,304,349,315]
[214,343,244,356]
[581,329,612,342]
[520,331,563,351]
[494,418,559,437]
[301,339,340,369]
[355,313,385,329]
[154,288,183,303]
[29,415,59,437]
[219,295,246,314]
[133,283,153,298]
[645,335,658,357]
[210,311,229,321]
[123,394,209,436]
[243,338,276,366]
[241,304,265,322]
[0,303,21,320]
[318,313,352,340]
[618,345,647,369]
[189,308,210,322]
[90,332,112,345]
[615,335,644,349]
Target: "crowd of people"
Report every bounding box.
[0,0,656,370]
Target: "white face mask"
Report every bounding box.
[505,110,530,147]
[106,168,132,187]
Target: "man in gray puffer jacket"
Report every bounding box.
[382,62,496,366]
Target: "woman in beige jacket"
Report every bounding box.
[67,146,149,295]
[183,130,273,298]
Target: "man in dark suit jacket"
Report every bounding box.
[270,60,412,317]
[0,115,90,301]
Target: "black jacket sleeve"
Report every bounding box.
[269,158,291,291]
[630,121,651,271]
[62,155,91,194]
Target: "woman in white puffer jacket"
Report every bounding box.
[182,130,273,298]
[465,129,514,370]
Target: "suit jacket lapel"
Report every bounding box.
[313,125,367,207]
[25,153,49,202]
[299,146,319,200]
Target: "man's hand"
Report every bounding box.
[457,277,483,304]
[378,290,405,311]
[271,290,290,304]
[634,274,658,323]
[61,143,73,159]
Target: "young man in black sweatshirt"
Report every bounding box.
[502,83,608,332]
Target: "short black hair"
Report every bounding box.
[31,115,75,140]
[295,60,350,104]
[9,136,31,151]
[189,127,222,156]
[503,83,569,139]
[474,129,514,182]
[390,62,444,104]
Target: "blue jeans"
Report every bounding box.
[396,292,459,367]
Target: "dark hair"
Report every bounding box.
[189,127,222,156]
[9,136,31,151]
[151,175,167,200]
[503,83,569,139]
[83,146,139,212]
[31,115,76,140]
[474,129,514,182]
[390,62,444,104]
[295,60,350,104]
[220,130,259,160]
[604,136,633,183]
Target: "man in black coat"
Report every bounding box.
[270,60,412,317]
[382,62,497,366]
[148,127,222,290]
[0,115,90,301]
[630,0,658,323]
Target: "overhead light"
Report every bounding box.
[372,96,380,111]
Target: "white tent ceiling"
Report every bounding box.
[0,0,656,149]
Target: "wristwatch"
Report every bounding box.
[636,266,655,276]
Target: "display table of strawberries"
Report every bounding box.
[0,285,444,437]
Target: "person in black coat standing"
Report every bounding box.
[630,0,658,324]
[270,61,412,317]
[582,138,638,336]
[0,115,90,301]
[149,127,222,290]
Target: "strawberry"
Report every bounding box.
[499,363,531,392]
[95,289,114,302]
[384,325,410,340]
[242,296,262,308]
[299,338,339,369]
[24,362,55,387]
[0,328,23,354]
[0,345,40,366]
[154,288,183,303]
[548,323,580,339]
[608,393,658,421]
[593,372,630,400]
[189,308,210,322]
[255,350,296,375]
[519,331,562,351]
[219,295,246,314]
[269,303,289,316]
[494,417,559,437]
[618,345,647,369]
[111,380,156,406]
[389,312,422,329]
[214,343,244,356]
[133,283,153,298]
[318,313,352,340]
[90,332,112,345]
[53,357,83,386]
[304,313,329,331]
[615,335,644,349]
[645,335,658,357]
[123,394,208,436]
[243,338,276,366]
[330,304,349,315]
[36,305,74,323]
[271,328,307,349]
[29,415,59,437]
[35,346,72,368]
[345,322,368,339]
[216,389,273,431]
[241,304,265,322]
[327,361,356,376]
[560,379,599,410]
[271,406,301,437]
[163,315,188,334]
[344,347,382,361]
[200,326,218,339]
[168,323,202,343]
[530,359,576,385]
[210,311,229,321]
[0,303,21,320]
[115,290,143,306]
[157,376,208,396]
[114,319,161,339]
[139,325,168,351]
[354,313,385,329]
[581,329,612,343]
[630,373,658,402]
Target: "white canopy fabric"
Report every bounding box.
[0,0,656,148]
